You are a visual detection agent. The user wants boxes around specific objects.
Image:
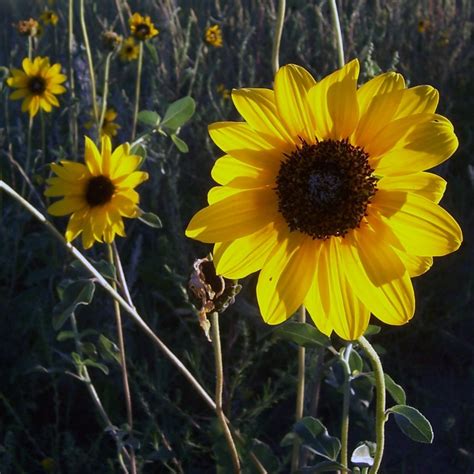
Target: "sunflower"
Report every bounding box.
[119,37,140,61]
[7,57,66,117]
[205,24,223,47]
[185,59,462,341]
[129,13,159,41]
[40,10,59,26]
[45,135,148,249]
[100,108,121,138]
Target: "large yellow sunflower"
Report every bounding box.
[45,135,148,249]
[185,59,462,341]
[7,57,66,117]
[129,13,159,41]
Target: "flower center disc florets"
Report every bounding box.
[28,76,46,94]
[85,175,115,207]
[275,139,377,239]
[135,24,150,38]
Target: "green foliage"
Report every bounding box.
[273,321,331,348]
[387,405,434,444]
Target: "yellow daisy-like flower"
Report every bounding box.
[40,10,59,26]
[129,13,159,41]
[7,57,66,117]
[186,59,463,341]
[45,135,148,249]
[217,83,231,100]
[205,24,223,47]
[100,108,121,138]
[119,37,140,61]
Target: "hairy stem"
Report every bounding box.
[21,115,34,196]
[271,0,286,75]
[340,343,352,469]
[211,312,241,473]
[291,305,306,473]
[68,0,78,155]
[131,42,143,141]
[79,0,99,129]
[107,245,137,474]
[358,336,386,473]
[99,52,113,134]
[329,0,345,68]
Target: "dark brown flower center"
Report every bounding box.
[85,175,115,207]
[275,139,377,239]
[28,76,46,95]
[135,23,150,38]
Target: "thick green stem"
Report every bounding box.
[21,115,34,196]
[131,42,144,141]
[328,0,345,68]
[291,305,306,472]
[79,0,99,130]
[358,336,386,473]
[99,52,113,134]
[107,245,137,474]
[211,312,241,473]
[340,343,352,469]
[271,0,286,75]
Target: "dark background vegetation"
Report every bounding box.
[0,0,473,472]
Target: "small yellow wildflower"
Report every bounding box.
[417,20,429,33]
[101,108,121,138]
[7,56,66,117]
[40,10,59,26]
[45,135,148,249]
[205,25,223,48]
[119,37,140,61]
[217,83,230,100]
[129,13,159,41]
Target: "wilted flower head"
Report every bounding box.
[40,10,59,26]
[15,18,41,37]
[101,30,122,51]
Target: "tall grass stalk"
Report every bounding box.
[131,42,143,141]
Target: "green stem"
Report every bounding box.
[21,115,34,196]
[68,0,78,156]
[291,305,306,473]
[40,109,46,165]
[357,336,386,473]
[271,0,286,75]
[99,52,114,135]
[28,36,33,60]
[211,312,241,473]
[131,42,144,141]
[107,245,137,474]
[340,343,352,469]
[328,0,345,68]
[70,313,131,474]
[79,0,99,130]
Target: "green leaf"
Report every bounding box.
[293,417,340,461]
[82,359,109,375]
[387,405,434,443]
[137,110,161,127]
[145,41,159,65]
[349,349,363,374]
[139,211,162,229]
[351,442,375,466]
[273,322,330,348]
[98,334,121,364]
[250,439,279,472]
[161,96,196,131]
[364,325,381,336]
[57,331,75,342]
[69,259,116,280]
[52,280,95,330]
[170,134,189,153]
[364,373,406,405]
[130,143,147,163]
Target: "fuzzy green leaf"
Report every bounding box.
[139,211,163,229]
[161,96,196,131]
[137,110,161,127]
[171,134,189,153]
[387,405,434,443]
[273,322,330,348]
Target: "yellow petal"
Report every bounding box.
[231,88,294,144]
[29,96,40,117]
[372,190,462,256]
[49,84,66,94]
[207,186,242,204]
[65,209,88,242]
[186,188,278,243]
[340,226,415,326]
[111,194,137,217]
[84,136,102,175]
[111,154,141,180]
[51,161,89,181]
[392,85,439,120]
[377,172,447,203]
[101,135,112,175]
[371,114,458,174]
[211,154,277,188]
[90,207,107,241]
[44,177,85,196]
[256,233,315,325]
[81,219,95,249]
[22,57,34,75]
[109,143,130,176]
[116,171,149,189]
[308,59,360,140]
[10,88,29,100]
[274,64,317,142]
[44,91,60,107]
[394,250,433,277]
[48,196,85,216]
[40,97,52,113]
[353,72,405,146]
[214,219,287,279]
[21,96,33,113]
[318,238,370,340]
[208,121,286,167]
